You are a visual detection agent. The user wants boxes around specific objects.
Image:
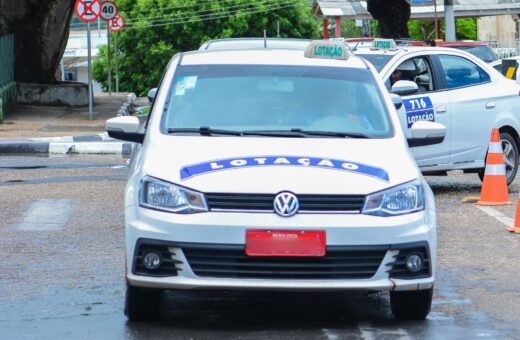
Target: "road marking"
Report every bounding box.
[358,322,412,340]
[321,328,340,340]
[16,199,73,231]
[474,205,514,227]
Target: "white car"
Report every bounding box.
[199,37,312,51]
[355,40,520,184]
[107,41,445,321]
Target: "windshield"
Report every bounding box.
[450,45,498,63]
[162,64,393,138]
[357,54,393,71]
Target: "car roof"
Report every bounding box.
[199,38,312,51]
[438,41,488,47]
[181,48,369,69]
[353,45,470,56]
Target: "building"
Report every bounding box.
[62,29,107,93]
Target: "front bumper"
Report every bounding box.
[125,205,436,292]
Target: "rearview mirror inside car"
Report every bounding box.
[391,80,419,96]
[106,116,144,143]
[407,121,446,148]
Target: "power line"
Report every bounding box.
[124,0,307,25]
[70,0,305,27]
[124,0,294,24]
[70,0,310,29]
[124,0,307,30]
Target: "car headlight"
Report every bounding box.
[139,176,208,213]
[362,180,424,217]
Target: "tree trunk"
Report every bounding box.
[0,0,76,83]
[367,0,411,38]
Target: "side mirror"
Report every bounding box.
[106,116,144,143]
[389,93,403,110]
[391,80,418,96]
[147,88,158,103]
[407,121,446,148]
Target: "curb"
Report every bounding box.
[0,140,133,155]
[27,132,114,143]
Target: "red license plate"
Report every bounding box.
[245,230,326,257]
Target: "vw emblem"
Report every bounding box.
[274,192,299,217]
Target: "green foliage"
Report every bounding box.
[93,0,320,95]
[408,18,477,41]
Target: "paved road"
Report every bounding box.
[1,155,520,339]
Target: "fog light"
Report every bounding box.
[142,250,162,270]
[405,253,424,272]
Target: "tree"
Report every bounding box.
[93,0,321,95]
[408,18,477,41]
[0,0,76,83]
[366,0,410,38]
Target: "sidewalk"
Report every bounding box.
[0,93,135,155]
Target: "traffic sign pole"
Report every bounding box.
[75,0,102,118]
[87,21,93,119]
[115,31,119,93]
[107,25,112,95]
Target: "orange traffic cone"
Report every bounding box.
[507,193,520,233]
[477,128,511,206]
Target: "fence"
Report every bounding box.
[486,39,520,59]
[0,34,15,121]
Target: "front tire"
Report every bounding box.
[478,132,519,185]
[124,281,163,321]
[390,288,433,320]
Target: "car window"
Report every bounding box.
[438,55,490,89]
[162,65,393,138]
[386,57,435,93]
[357,54,393,72]
[450,45,498,63]
[492,62,502,73]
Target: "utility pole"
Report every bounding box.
[444,0,456,41]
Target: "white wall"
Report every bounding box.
[76,67,103,93]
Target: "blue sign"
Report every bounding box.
[180,156,390,182]
[409,0,434,3]
[403,96,435,128]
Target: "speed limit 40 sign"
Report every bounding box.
[100,1,118,21]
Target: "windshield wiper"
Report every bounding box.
[289,129,369,138]
[167,127,243,136]
[243,129,369,138]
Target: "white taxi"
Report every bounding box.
[356,39,520,184]
[106,41,445,321]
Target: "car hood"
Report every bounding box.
[141,135,418,195]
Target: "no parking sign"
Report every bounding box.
[75,0,102,22]
[110,14,125,32]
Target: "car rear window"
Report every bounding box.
[450,45,498,63]
[357,54,393,71]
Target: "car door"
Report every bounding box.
[436,54,496,167]
[385,55,452,168]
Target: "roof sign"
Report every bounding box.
[372,38,397,51]
[304,40,348,60]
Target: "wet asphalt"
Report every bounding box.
[1,155,520,339]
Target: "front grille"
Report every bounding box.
[182,243,388,279]
[388,243,431,280]
[205,193,366,213]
